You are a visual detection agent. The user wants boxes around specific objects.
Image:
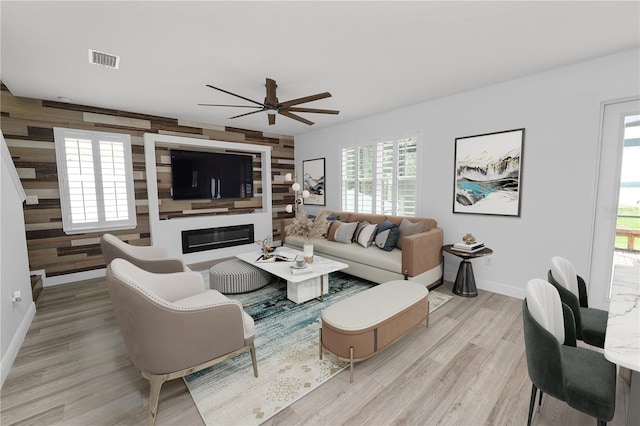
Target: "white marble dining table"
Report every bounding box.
[604,264,640,426]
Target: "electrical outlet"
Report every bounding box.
[26,195,39,205]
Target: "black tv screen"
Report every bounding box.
[170,150,254,200]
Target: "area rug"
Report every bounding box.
[186,272,452,425]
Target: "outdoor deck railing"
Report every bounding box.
[616,226,640,251]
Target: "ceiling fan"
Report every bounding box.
[199,78,339,126]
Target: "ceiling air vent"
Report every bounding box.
[88,49,120,69]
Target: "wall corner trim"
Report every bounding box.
[0,301,36,388]
[1,132,26,201]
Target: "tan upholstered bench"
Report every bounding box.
[320,280,429,382]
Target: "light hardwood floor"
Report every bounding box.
[1,277,630,425]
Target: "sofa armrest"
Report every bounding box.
[401,227,443,277]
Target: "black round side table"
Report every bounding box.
[442,244,493,297]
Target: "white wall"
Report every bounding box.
[296,49,640,299]
[1,132,36,387]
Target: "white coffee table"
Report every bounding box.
[236,249,348,304]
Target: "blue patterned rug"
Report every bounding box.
[185,272,451,425]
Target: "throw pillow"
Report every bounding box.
[396,218,428,249]
[327,220,345,241]
[328,221,358,244]
[352,221,370,242]
[316,214,340,238]
[355,223,378,248]
[322,215,340,238]
[374,220,400,251]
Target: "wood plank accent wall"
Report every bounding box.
[0,83,295,277]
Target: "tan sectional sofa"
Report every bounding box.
[281,211,443,288]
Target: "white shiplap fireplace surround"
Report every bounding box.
[143,133,273,265]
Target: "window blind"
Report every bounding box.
[341,136,418,216]
[54,128,136,234]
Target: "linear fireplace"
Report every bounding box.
[182,224,255,254]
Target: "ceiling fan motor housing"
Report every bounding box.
[201,78,339,125]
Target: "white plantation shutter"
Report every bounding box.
[375,141,395,215]
[358,145,374,213]
[65,137,98,223]
[341,147,356,212]
[55,128,136,234]
[100,141,129,221]
[341,135,418,216]
[397,137,417,216]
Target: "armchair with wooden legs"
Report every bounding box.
[100,233,189,273]
[106,258,258,425]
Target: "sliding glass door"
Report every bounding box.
[589,99,640,310]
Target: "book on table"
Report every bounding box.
[290,265,313,275]
[453,241,484,249]
[452,241,485,252]
[275,254,294,262]
[256,255,276,263]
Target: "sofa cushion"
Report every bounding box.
[315,239,403,274]
[354,222,378,248]
[375,220,400,251]
[284,235,403,274]
[347,213,386,225]
[327,220,344,241]
[385,215,436,230]
[396,218,428,249]
[329,221,358,244]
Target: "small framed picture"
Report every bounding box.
[302,158,325,206]
[453,128,525,216]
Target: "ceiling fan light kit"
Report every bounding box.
[199,78,339,126]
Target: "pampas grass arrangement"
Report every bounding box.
[284,209,330,243]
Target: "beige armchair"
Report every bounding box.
[100,233,188,273]
[106,258,258,425]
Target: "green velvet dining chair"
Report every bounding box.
[547,256,607,348]
[523,279,616,426]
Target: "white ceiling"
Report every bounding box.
[2,1,639,137]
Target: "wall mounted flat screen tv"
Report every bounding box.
[170,149,254,200]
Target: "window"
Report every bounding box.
[341,136,418,216]
[54,127,136,234]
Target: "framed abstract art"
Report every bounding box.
[453,128,525,216]
[302,157,325,205]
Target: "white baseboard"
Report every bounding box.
[42,268,106,287]
[477,279,526,300]
[1,301,36,388]
[444,269,526,300]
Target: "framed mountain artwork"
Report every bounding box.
[453,128,525,216]
[302,158,325,206]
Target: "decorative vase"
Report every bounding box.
[303,243,314,264]
[462,233,476,244]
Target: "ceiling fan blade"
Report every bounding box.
[268,113,276,125]
[286,107,340,115]
[280,92,332,108]
[198,104,263,108]
[206,84,265,107]
[229,109,264,119]
[279,110,315,125]
[265,78,278,105]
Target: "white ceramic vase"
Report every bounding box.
[303,243,314,264]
